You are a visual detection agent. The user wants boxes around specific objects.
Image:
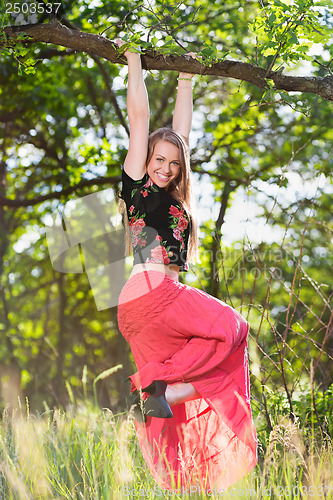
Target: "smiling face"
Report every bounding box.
[146,141,181,189]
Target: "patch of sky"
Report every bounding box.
[13,226,41,254]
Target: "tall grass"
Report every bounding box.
[0,395,332,500]
[1,165,332,498]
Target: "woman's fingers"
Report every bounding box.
[115,38,126,48]
[178,52,197,79]
[186,52,197,59]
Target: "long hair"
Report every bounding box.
[118,128,199,263]
[146,128,198,262]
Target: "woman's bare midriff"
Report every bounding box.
[129,263,180,281]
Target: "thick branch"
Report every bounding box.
[2,21,333,100]
[0,175,120,207]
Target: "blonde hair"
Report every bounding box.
[119,128,198,263]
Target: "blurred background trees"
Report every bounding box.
[0,0,332,439]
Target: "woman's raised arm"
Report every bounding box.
[172,54,196,143]
[116,40,149,180]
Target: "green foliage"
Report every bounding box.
[251,0,332,70]
[0,1,11,28]
[0,0,332,432]
[0,32,37,75]
[0,6,332,499]
[115,29,228,67]
[197,42,229,67]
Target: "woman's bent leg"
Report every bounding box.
[165,382,200,406]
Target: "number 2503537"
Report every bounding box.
[5,3,61,15]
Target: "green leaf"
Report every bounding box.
[272,0,291,11]
[289,30,299,45]
[130,33,141,44]
[24,66,36,75]
[262,47,277,56]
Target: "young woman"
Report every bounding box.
[116,39,257,490]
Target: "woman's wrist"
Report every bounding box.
[124,51,141,63]
[178,52,196,83]
[177,74,193,90]
[178,72,194,80]
[116,39,141,61]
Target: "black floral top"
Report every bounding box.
[120,169,191,271]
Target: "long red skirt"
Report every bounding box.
[117,270,257,489]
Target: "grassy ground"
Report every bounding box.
[0,400,332,500]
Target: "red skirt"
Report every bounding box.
[117,271,257,489]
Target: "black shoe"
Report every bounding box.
[143,380,173,419]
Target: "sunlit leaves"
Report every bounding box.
[251,0,332,69]
[1,0,332,411]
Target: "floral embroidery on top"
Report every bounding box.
[169,205,189,250]
[129,211,147,248]
[129,175,159,199]
[146,244,171,265]
[141,178,159,197]
[144,177,153,188]
[144,205,189,266]
[121,170,190,271]
[145,235,174,265]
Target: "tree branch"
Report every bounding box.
[2,21,333,101]
[0,175,121,207]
